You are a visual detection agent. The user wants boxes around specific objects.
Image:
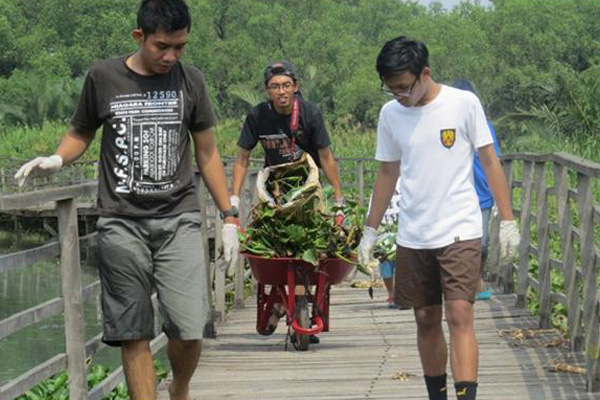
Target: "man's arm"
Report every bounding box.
[479,144,514,221]
[55,126,95,165]
[191,127,235,222]
[231,147,251,197]
[317,147,343,200]
[366,160,400,228]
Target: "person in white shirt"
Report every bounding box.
[358,36,520,400]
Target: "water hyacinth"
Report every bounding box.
[241,179,364,266]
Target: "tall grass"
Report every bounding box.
[0,119,377,162]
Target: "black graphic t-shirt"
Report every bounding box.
[71,57,216,217]
[237,99,331,167]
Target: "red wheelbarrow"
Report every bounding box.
[243,253,354,351]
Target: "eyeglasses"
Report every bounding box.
[267,82,295,92]
[381,77,419,98]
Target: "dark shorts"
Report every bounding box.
[96,212,209,346]
[394,239,481,309]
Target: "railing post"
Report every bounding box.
[56,198,88,400]
[214,216,226,322]
[533,162,551,329]
[356,160,365,207]
[576,173,600,392]
[515,160,534,306]
[553,164,583,351]
[234,175,253,309]
[196,175,216,339]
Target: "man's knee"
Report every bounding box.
[445,300,474,330]
[169,339,202,354]
[414,305,443,332]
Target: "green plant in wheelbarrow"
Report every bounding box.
[241,198,362,264]
[373,222,397,264]
[241,154,364,265]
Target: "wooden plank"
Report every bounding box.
[0,232,97,274]
[0,297,62,341]
[516,161,534,306]
[156,286,595,400]
[0,241,59,274]
[356,160,365,207]
[0,182,97,211]
[576,174,600,392]
[534,162,552,328]
[500,158,516,293]
[214,216,226,322]
[0,354,67,400]
[57,199,88,400]
[502,152,600,178]
[0,280,99,341]
[196,175,216,339]
[553,164,583,351]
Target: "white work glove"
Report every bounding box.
[358,226,379,267]
[230,195,240,209]
[14,155,63,187]
[499,220,521,263]
[221,223,240,263]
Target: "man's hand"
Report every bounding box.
[358,226,379,266]
[222,223,240,263]
[499,220,520,263]
[14,155,63,187]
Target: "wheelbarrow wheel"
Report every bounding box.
[294,296,310,351]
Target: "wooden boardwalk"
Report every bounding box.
[157,284,596,400]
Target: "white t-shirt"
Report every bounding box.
[375,85,493,249]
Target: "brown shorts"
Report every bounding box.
[394,239,481,309]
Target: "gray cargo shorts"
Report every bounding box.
[96,212,209,346]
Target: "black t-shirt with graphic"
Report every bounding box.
[71,57,217,217]
[237,98,331,167]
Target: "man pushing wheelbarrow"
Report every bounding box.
[229,61,355,349]
[238,153,364,350]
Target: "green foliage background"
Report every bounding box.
[1,0,600,161]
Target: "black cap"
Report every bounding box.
[264,61,297,84]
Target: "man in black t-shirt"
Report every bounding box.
[231,61,343,207]
[14,1,238,399]
[230,61,344,340]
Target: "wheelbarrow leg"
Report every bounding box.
[256,284,284,335]
[286,268,296,322]
[256,283,268,334]
[314,273,330,332]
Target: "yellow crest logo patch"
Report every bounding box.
[440,129,456,149]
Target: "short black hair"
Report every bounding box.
[376,36,429,80]
[137,0,191,36]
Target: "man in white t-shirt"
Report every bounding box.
[358,36,520,400]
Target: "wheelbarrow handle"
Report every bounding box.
[291,316,324,335]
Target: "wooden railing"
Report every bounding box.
[487,152,600,392]
[0,167,256,400]
[1,153,599,396]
